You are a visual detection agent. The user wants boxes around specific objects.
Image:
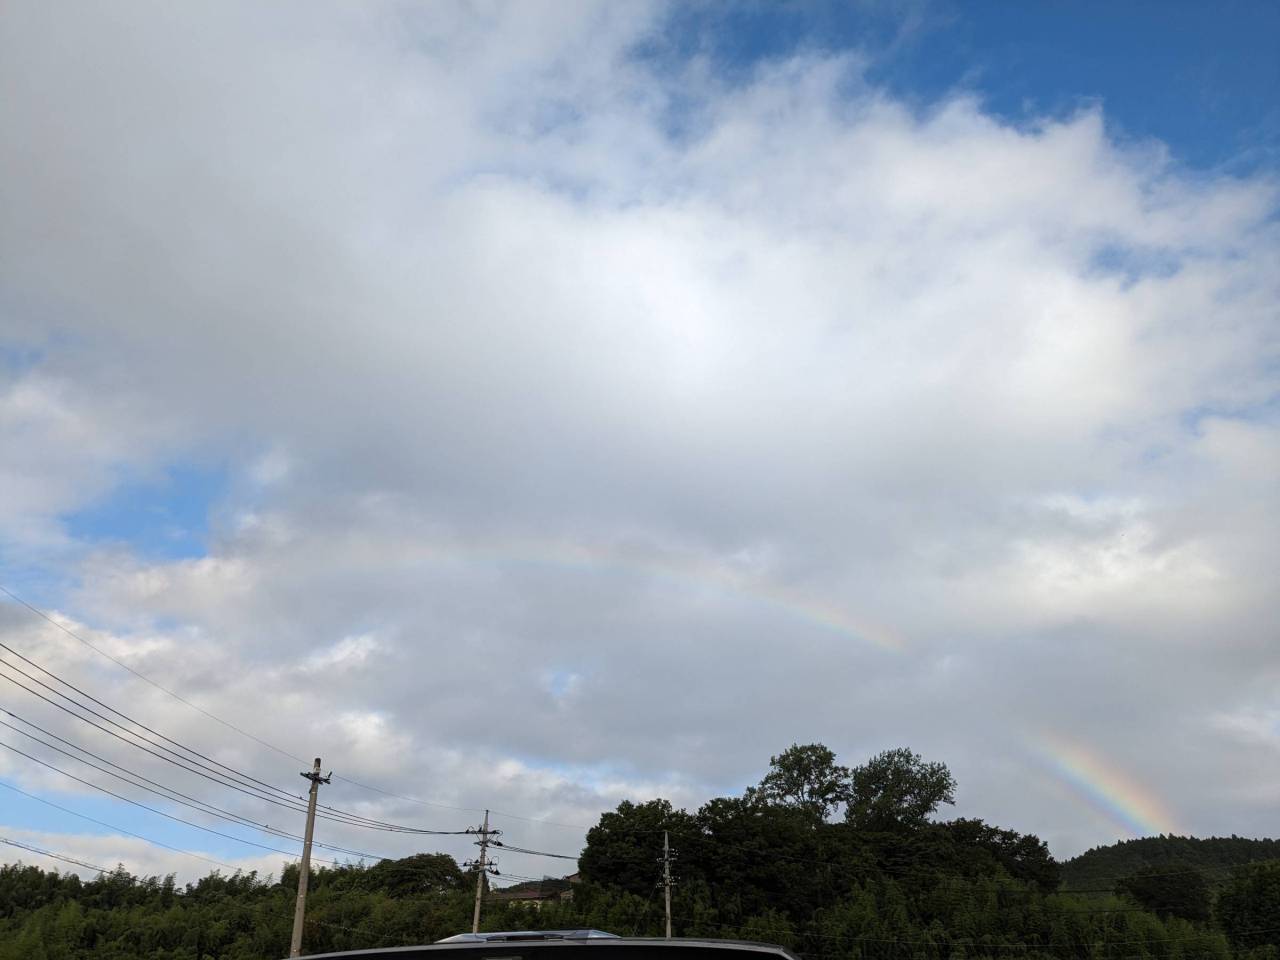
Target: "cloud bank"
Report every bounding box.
[0,0,1277,878]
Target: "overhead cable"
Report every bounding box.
[0,713,390,859]
[0,586,493,816]
[0,836,107,873]
[0,739,362,865]
[0,778,241,872]
[0,645,470,834]
[0,584,306,765]
[491,840,579,860]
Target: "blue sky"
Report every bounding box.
[660,0,1280,171]
[0,0,1277,883]
[64,464,227,562]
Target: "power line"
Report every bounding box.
[488,808,596,831]
[0,739,361,865]
[0,839,107,875]
[279,909,427,950]
[491,840,579,860]
[0,584,307,765]
[0,711,392,860]
[325,773,491,817]
[0,676,357,831]
[0,837,407,949]
[0,702,315,830]
[0,639,304,803]
[487,871,552,885]
[0,643,472,835]
[0,586,504,818]
[1,588,634,831]
[0,778,242,873]
[0,671,466,837]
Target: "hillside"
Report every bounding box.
[1061,835,1280,891]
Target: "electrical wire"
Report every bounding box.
[490,840,579,860]
[0,640,304,803]
[0,705,293,826]
[0,778,242,872]
[0,836,107,873]
[0,714,389,859]
[0,586,497,818]
[0,739,359,865]
[0,646,471,835]
[0,679,387,836]
[487,871,550,885]
[0,584,306,765]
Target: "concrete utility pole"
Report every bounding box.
[663,830,673,939]
[467,810,500,934]
[290,757,331,958]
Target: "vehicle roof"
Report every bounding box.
[294,936,802,960]
[438,931,620,943]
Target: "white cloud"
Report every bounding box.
[303,634,380,673]
[0,0,1276,870]
[0,825,283,884]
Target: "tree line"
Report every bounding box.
[0,744,1276,960]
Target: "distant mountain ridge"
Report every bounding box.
[1061,835,1280,891]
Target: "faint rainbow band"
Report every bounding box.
[387,535,906,652]
[1029,732,1182,838]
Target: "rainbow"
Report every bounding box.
[1029,733,1182,838]
[372,533,905,652]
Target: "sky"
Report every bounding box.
[0,0,1277,886]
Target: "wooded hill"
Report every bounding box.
[1061,837,1280,892]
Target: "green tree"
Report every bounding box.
[1217,860,1280,950]
[694,794,836,920]
[748,743,851,822]
[1117,862,1211,922]
[845,747,956,832]
[941,818,1060,892]
[364,853,464,897]
[578,798,697,896]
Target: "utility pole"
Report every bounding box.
[290,757,330,958]
[663,830,673,939]
[465,810,501,934]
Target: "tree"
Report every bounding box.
[1217,860,1280,950]
[942,818,1060,892]
[845,747,956,832]
[364,853,464,898]
[578,798,698,896]
[749,743,851,822]
[1117,863,1211,922]
[695,794,837,919]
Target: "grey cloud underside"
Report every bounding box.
[0,0,1277,876]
